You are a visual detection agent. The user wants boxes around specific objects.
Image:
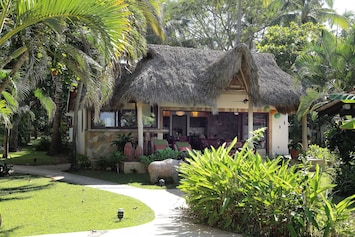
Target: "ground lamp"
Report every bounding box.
[159,178,165,187]
[117,208,124,221]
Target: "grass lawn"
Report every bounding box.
[73,170,177,190]
[2,146,177,189]
[0,175,154,236]
[2,146,69,165]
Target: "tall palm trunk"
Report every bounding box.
[2,127,9,159]
[48,71,63,155]
[9,119,19,152]
[236,0,242,44]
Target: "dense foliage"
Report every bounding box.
[179,135,355,237]
[139,148,182,166]
[257,22,323,72]
[162,0,274,49]
[325,126,355,165]
[324,125,355,196]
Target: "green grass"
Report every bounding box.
[2,146,177,189]
[73,170,177,189]
[1,146,69,165]
[0,175,154,236]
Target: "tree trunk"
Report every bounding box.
[9,119,19,152]
[302,115,308,151]
[236,0,242,44]
[2,127,9,159]
[48,72,63,156]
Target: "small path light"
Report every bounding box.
[159,178,165,187]
[117,208,124,221]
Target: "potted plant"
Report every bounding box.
[111,133,134,152]
[288,140,303,159]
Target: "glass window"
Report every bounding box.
[142,104,157,127]
[242,113,268,146]
[92,103,158,129]
[120,109,136,127]
[99,112,116,127]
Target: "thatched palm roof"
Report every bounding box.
[109,44,302,114]
[254,53,303,113]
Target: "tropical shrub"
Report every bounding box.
[325,127,355,164]
[33,136,51,151]
[96,151,125,171]
[335,162,355,197]
[325,126,355,196]
[77,155,91,169]
[139,148,181,166]
[178,129,355,237]
[306,144,336,162]
[111,133,134,152]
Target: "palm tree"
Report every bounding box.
[0,0,165,170]
[0,0,132,165]
[296,28,352,116]
[294,26,355,146]
[0,0,133,90]
[263,0,348,28]
[63,0,165,170]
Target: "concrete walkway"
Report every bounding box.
[13,164,241,237]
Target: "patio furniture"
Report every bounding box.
[166,135,176,149]
[224,140,244,154]
[174,141,192,151]
[152,139,169,153]
[178,135,189,142]
[200,138,220,150]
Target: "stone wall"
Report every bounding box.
[85,130,138,160]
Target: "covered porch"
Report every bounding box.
[78,43,302,159]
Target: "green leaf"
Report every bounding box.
[305,208,319,230]
[34,89,55,121]
[287,224,297,237]
[328,93,355,101]
[0,69,7,80]
[220,197,231,214]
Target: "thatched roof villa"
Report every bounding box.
[110,44,301,113]
[71,44,303,161]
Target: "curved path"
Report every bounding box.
[13,164,241,237]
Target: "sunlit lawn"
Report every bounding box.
[0,175,154,236]
[2,146,177,189]
[74,170,177,189]
[2,146,69,165]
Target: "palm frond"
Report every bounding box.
[328,93,355,102]
[297,88,323,120]
[0,0,11,34]
[0,99,12,127]
[34,88,56,122]
[1,0,132,59]
[1,91,18,112]
[325,12,349,30]
[15,105,35,120]
[135,0,165,41]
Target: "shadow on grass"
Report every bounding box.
[1,145,70,166]
[0,175,54,203]
[0,226,23,237]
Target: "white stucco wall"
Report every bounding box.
[270,113,289,156]
[67,109,87,156]
[76,109,86,155]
